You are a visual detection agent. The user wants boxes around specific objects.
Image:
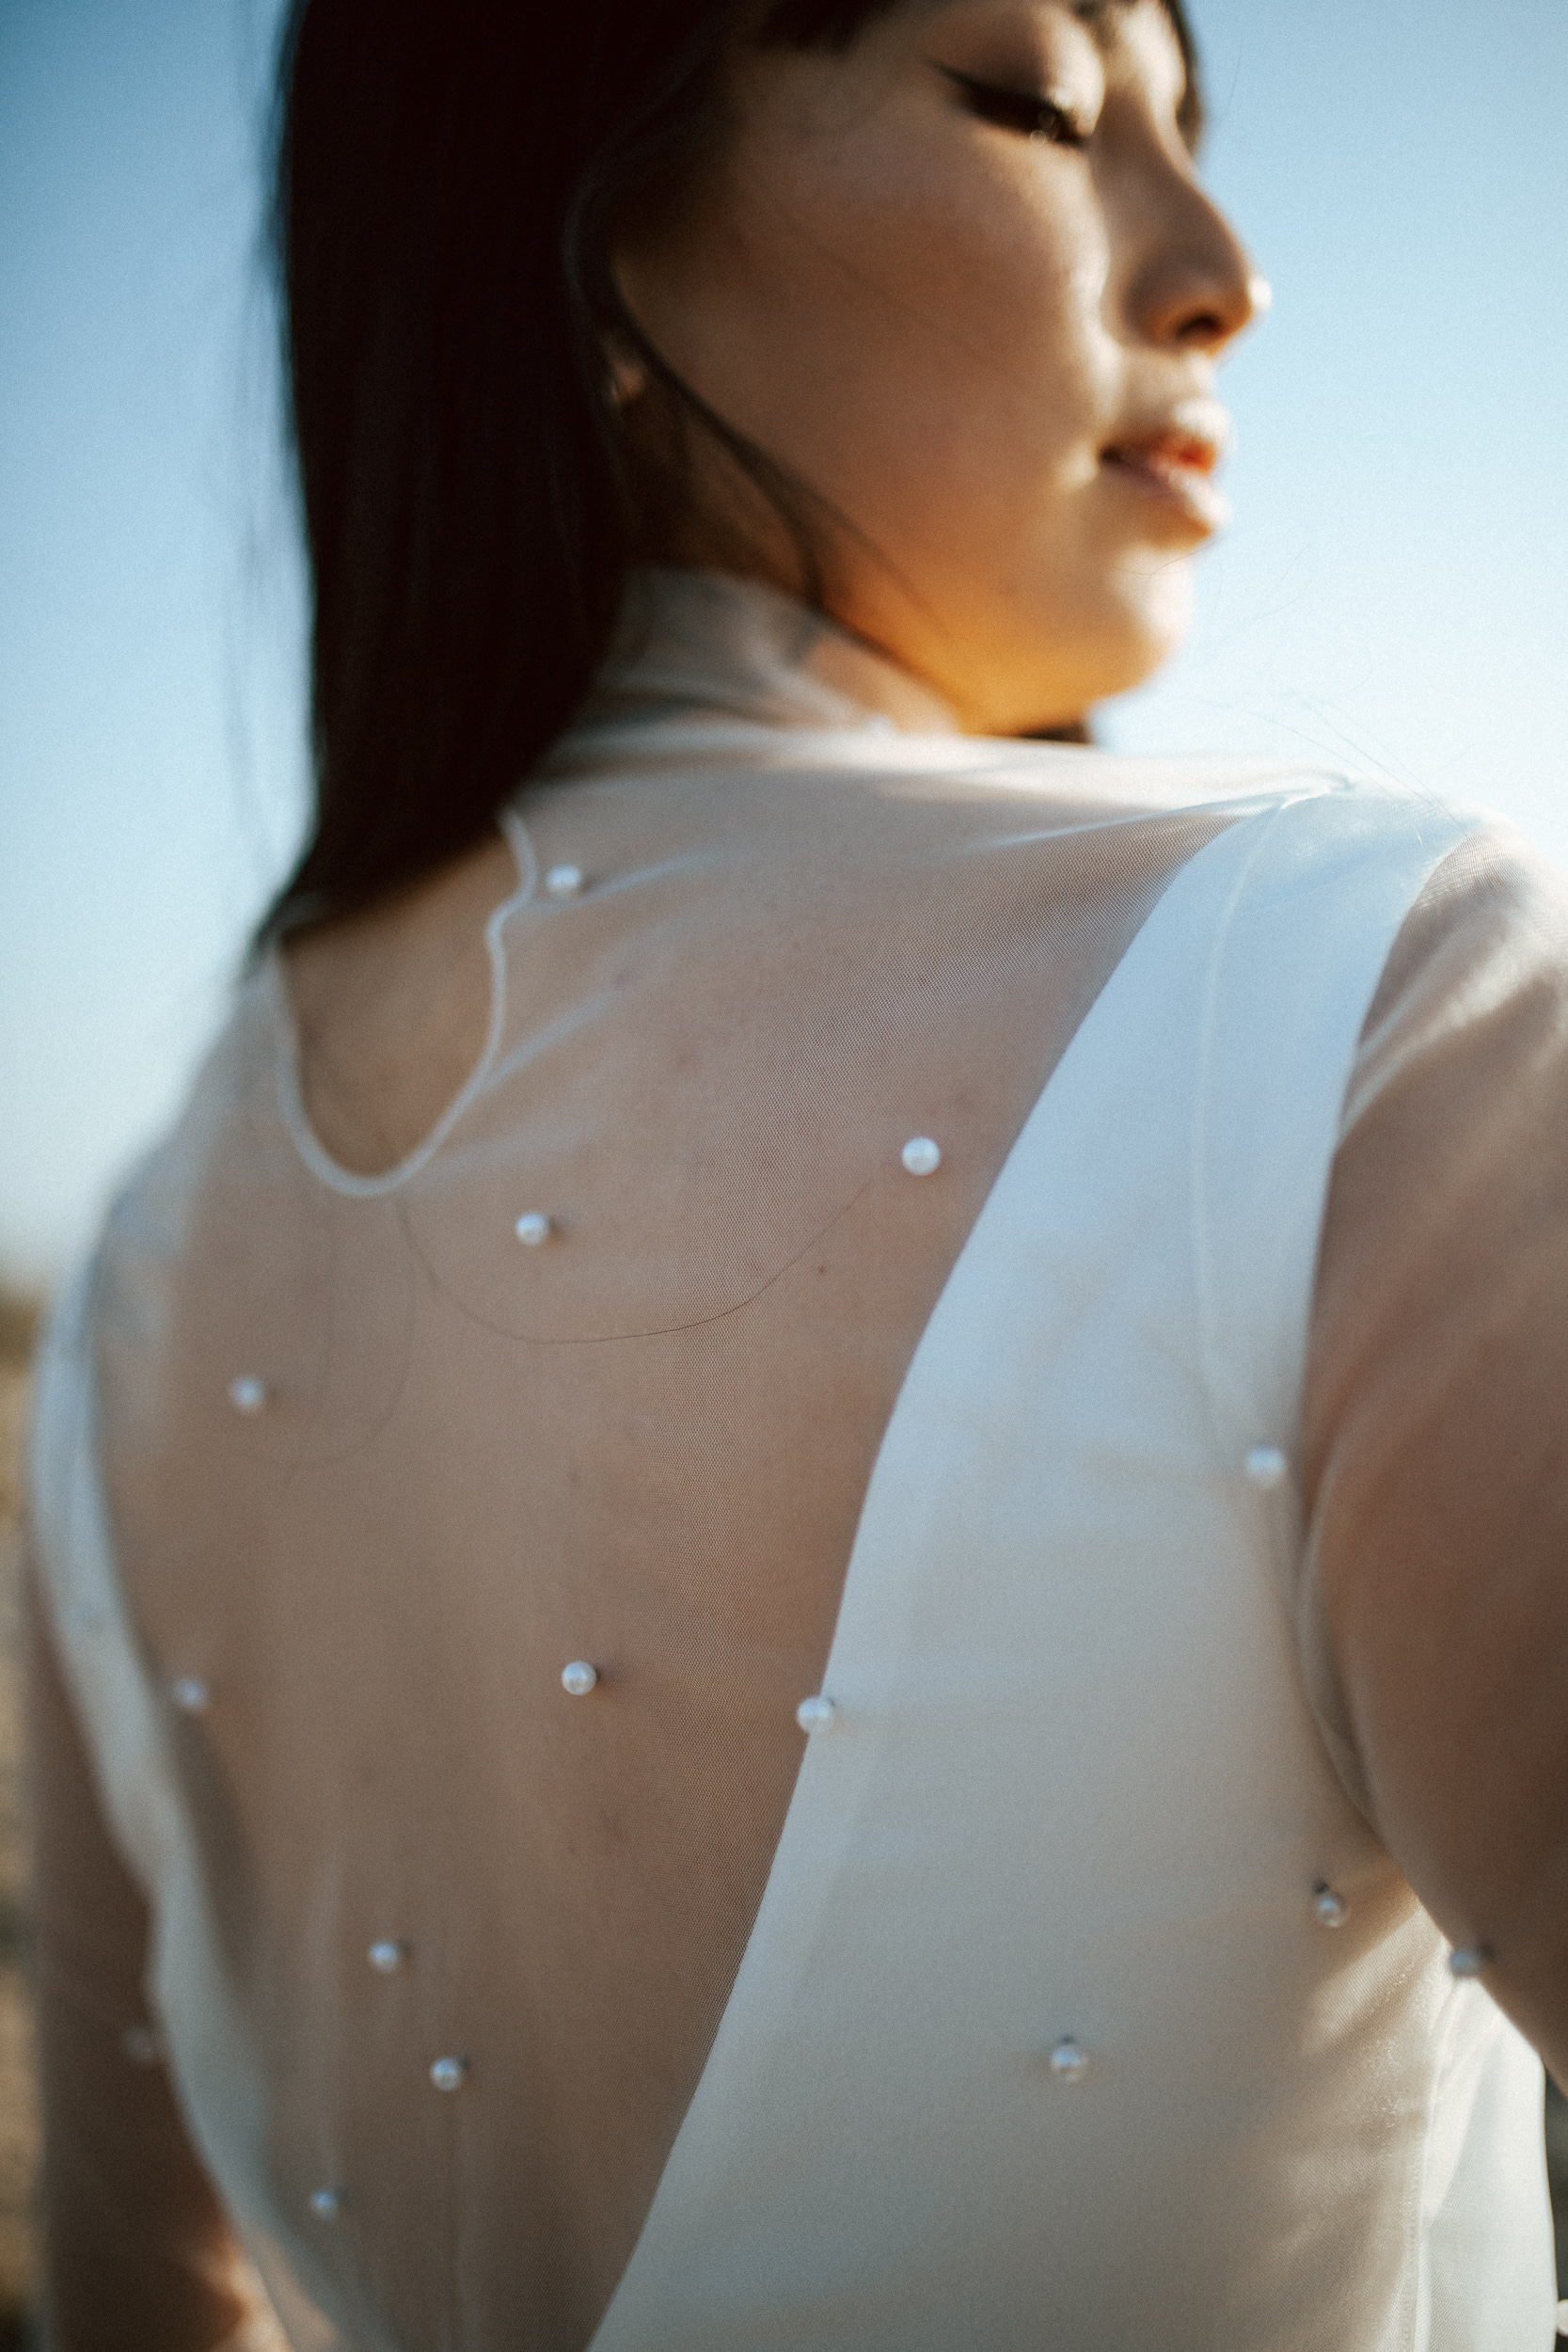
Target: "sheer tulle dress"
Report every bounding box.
[27,569,1568,2348]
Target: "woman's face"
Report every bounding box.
[616,0,1264,733]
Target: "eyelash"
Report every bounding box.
[940,68,1088,148]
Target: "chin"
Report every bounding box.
[1085,559,1196,697]
[982,555,1203,729]
[866,548,1198,733]
[989,568,1193,732]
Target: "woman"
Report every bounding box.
[26,0,1568,2344]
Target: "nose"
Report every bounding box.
[1131,177,1266,357]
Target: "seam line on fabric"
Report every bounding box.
[266,808,539,1200]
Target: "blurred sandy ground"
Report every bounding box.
[0,1283,1564,2343]
[0,1295,39,2343]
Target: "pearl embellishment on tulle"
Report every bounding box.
[900,1136,942,1177]
[1313,1885,1348,1929]
[229,1375,268,1414]
[368,1941,408,1975]
[430,2057,469,2092]
[796,1694,837,1734]
[545,864,585,900]
[169,1676,210,1715]
[309,2187,344,2221]
[1049,2040,1090,2084]
[562,1661,598,1696]
[515,1212,552,1247]
[1243,1444,1289,1490]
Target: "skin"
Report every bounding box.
[615,0,1265,733]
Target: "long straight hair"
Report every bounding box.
[263,0,1201,938]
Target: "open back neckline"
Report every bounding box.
[265,808,538,1199]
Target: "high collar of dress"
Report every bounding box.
[569,566,961,742]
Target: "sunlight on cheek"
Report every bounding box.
[1067,249,1111,318]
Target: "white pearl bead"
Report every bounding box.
[900,1136,942,1177]
[1243,1444,1289,1490]
[309,2186,344,2221]
[229,1375,268,1415]
[368,1940,407,1975]
[1449,1944,1490,1979]
[796,1694,837,1734]
[169,1675,210,1715]
[120,2026,161,2065]
[1313,1886,1348,1929]
[430,2056,468,2092]
[515,1212,552,1247]
[1049,2039,1090,2084]
[562,1660,598,1696]
[545,864,585,900]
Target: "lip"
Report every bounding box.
[1101,403,1232,535]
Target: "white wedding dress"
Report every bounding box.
[28,570,1560,2347]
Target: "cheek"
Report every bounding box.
[669,133,1115,510]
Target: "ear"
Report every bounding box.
[603,333,652,409]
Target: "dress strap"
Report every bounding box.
[1187,785,1478,1462]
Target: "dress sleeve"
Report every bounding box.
[25,1557,277,2350]
[1300,819,1568,2076]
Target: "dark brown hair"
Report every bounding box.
[263,0,1200,936]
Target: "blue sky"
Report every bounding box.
[3,0,1566,1284]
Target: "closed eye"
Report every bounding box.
[935,65,1088,148]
